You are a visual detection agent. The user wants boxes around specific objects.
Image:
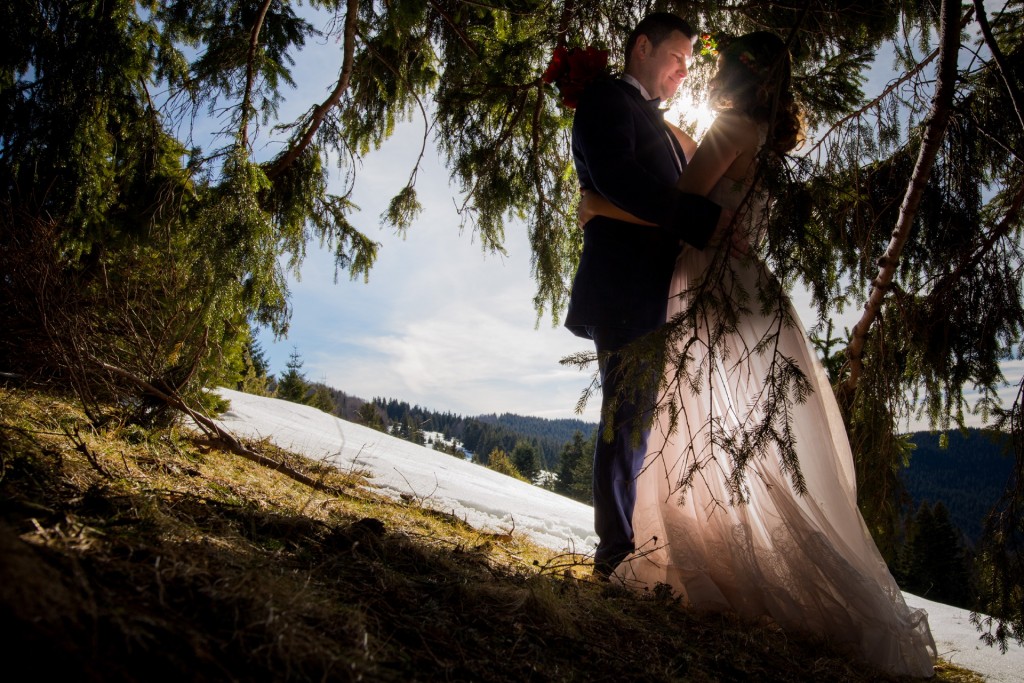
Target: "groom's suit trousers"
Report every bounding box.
[589,326,661,571]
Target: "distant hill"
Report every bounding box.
[369,397,597,469]
[323,384,1015,546]
[468,417,1016,545]
[903,428,1015,544]
[474,413,597,449]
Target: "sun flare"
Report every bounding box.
[667,90,718,141]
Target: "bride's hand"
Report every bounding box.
[578,189,654,227]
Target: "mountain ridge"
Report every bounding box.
[318,383,1010,545]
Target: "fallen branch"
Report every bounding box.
[94,360,345,496]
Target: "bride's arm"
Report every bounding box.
[579,189,655,226]
[665,121,697,161]
[675,113,757,196]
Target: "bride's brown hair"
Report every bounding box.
[708,32,804,154]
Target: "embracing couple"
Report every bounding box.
[565,12,937,678]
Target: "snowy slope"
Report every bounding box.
[214,388,597,553]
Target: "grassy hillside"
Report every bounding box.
[0,387,981,682]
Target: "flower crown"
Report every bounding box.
[700,33,764,74]
[699,33,719,57]
[542,45,610,109]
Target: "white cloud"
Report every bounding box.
[258,120,597,419]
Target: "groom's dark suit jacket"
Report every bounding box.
[565,77,721,338]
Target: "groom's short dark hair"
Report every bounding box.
[624,12,697,67]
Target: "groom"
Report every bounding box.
[565,12,722,578]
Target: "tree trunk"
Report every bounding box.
[842,0,962,393]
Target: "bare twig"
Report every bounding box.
[62,424,111,479]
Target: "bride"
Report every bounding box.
[580,32,937,678]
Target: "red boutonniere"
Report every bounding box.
[542,45,610,109]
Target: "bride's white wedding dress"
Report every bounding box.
[613,175,937,677]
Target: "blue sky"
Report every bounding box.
[255,124,598,419]
[253,15,1021,429]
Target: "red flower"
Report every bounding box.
[542,45,569,84]
[543,45,609,109]
[699,33,719,57]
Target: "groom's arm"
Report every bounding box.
[572,81,720,249]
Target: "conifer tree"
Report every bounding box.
[556,431,589,498]
[356,402,386,431]
[404,415,425,445]
[900,501,974,609]
[511,440,541,483]
[555,430,598,503]
[276,348,309,404]
[247,339,271,380]
[569,448,595,506]
[486,448,526,482]
[306,382,337,414]
[432,440,465,458]
[238,336,273,396]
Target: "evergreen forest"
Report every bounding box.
[905,429,1016,544]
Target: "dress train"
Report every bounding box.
[613,177,937,678]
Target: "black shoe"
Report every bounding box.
[592,550,629,581]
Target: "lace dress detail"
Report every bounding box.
[613,176,937,678]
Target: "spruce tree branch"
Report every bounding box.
[932,179,1024,292]
[240,0,275,148]
[531,82,547,211]
[553,0,577,50]
[455,90,531,216]
[974,119,1024,165]
[843,0,961,392]
[805,9,974,159]
[360,39,431,203]
[805,53,939,159]
[974,375,1024,649]
[266,0,359,181]
[973,0,1024,131]
[428,0,478,58]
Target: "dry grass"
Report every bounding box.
[0,386,986,682]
